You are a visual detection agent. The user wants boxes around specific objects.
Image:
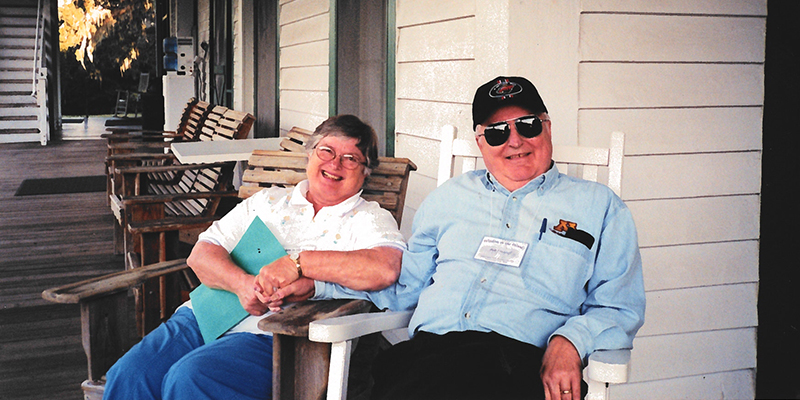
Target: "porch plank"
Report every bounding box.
[0,139,125,400]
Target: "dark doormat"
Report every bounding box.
[15,175,106,196]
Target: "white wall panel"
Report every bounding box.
[629,328,756,382]
[578,107,763,155]
[279,108,326,134]
[396,0,475,27]
[395,100,471,142]
[279,0,328,25]
[396,61,475,103]
[628,195,760,247]
[641,240,758,291]
[611,369,755,400]
[280,90,327,117]
[280,13,328,47]
[397,18,474,62]
[395,133,441,181]
[580,0,766,15]
[280,66,328,91]
[622,152,761,200]
[579,63,764,108]
[639,283,757,337]
[281,41,328,68]
[581,14,765,62]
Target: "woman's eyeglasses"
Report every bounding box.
[314,145,365,170]
[477,115,550,147]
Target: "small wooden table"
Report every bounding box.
[171,138,284,187]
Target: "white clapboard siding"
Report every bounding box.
[280,90,328,117]
[393,1,480,233]
[280,12,328,46]
[281,41,328,68]
[396,0,475,26]
[277,4,328,132]
[577,107,763,155]
[641,240,759,291]
[580,14,766,63]
[395,100,471,142]
[622,152,761,201]
[628,195,760,248]
[279,0,328,25]
[610,369,755,400]
[579,63,764,108]
[278,0,330,133]
[580,0,766,16]
[396,61,475,103]
[396,18,474,62]
[576,3,764,397]
[628,328,757,383]
[280,65,328,92]
[639,284,758,337]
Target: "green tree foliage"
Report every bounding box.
[59,0,156,115]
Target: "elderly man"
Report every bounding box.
[319,76,645,400]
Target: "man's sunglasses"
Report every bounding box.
[477,115,550,147]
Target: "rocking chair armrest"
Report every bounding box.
[41,259,189,304]
[309,310,414,343]
[108,141,174,150]
[586,349,630,384]
[127,216,219,234]
[119,190,239,205]
[106,152,177,163]
[102,129,179,139]
[114,161,234,175]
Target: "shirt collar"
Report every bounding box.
[291,180,365,217]
[482,161,560,195]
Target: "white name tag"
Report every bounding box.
[474,236,528,267]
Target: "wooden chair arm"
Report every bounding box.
[308,310,413,343]
[258,299,374,337]
[41,259,189,304]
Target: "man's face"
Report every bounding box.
[475,105,553,192]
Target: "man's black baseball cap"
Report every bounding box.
[472,76,548,130]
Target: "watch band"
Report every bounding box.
[290,253,303,278]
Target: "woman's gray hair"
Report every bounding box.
[305,115,380,176]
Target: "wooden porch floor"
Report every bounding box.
[0,138,124,399]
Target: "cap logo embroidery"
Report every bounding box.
[489,80,523,99]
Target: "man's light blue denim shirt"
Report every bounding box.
[315,164,646,360]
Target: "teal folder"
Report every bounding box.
[190,216,287,343]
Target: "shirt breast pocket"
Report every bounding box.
[521,233,594,313]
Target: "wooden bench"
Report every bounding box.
[42,149,417,400]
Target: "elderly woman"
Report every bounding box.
[103,115,405,400]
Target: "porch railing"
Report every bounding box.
[32,0,49,145]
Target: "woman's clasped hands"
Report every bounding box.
[252,254,315,312]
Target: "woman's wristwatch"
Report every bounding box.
[289,252,303,278]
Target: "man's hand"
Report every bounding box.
[540,335,582,400]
